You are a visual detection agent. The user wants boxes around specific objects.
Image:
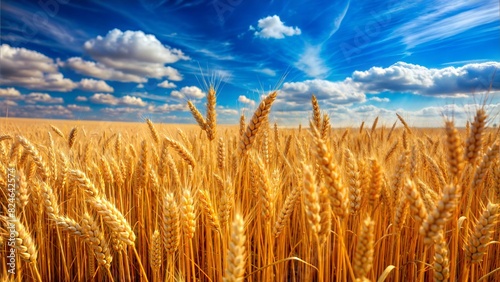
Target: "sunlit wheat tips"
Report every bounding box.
[238,91,278,155]
[206,85,217,141]
[464,108,487,165]
[68,126,78,149]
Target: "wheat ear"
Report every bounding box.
[433,232,450,282]
[206,86,217,141]
[198,189,221,232]
[150,230,163,271]
[465,202,499,263]
[273,184,301,237]
[222,212,246,282]
[302,162,321,236]
[420,184,460,245]
[464,108,487,165]
[91,197,136,246]
[146,118,160,144]
[180,189,196,239]
[311,94,321,130]
[187,100,207,131]
[238,91,278,155]
[165,136,196,168]
[68,126,78,149]
[310,121,347,218]
[353,216,375,280]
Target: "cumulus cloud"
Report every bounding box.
[25,93,64,104]
[158,80,177,88]
[352,61,500,97]
[84,29,189,64]
[147,103,187,113]
[0,87,21,98]
[279,79,365,105]
[78,78,114,92]
[65,29,188,83]
[3,105,73,118]
[0,100,18,107]
[0,44,77,91]
[67,104,91,112]
[253,15,301,39]
[238,95,256,107]
[90,93,146,106]
[217,106,239,115]
[369,97,390,102]
[171,86,205,100]
[63,57,146,83]
[76,96,88,101]
[0,88,63,103]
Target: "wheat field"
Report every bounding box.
[1,90,499,282]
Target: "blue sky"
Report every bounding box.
[1,0,499,127]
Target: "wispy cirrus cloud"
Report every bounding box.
[391,0,499,49]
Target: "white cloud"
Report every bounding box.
[90,93,146,106]
[67,104,91,112]
[63,57,146,83]
[352,61,500,97]
[76,96,88,101]
[72,29,187,82]
[393,1,499,49]
[296,45,329,78]
[84,29,189,64]
[78,78,114,92]
[258,68,276,76]
[171,86,205,100]
[0,44,77,91]
[3,105,73,118]
[279,79,365,105]
[0,100,18,107]
[121,95,147,107]
[216,105,239,115]
[25,93,63,104]
[137,83,145,88]
[369,97,390,103]
[0,87,21,98]
[238,95,256,107]
[158,80,177,88]
[253,15,301,39]
[148,103,187,113]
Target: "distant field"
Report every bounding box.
[1,93,499,281]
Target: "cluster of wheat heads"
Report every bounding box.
[0,90,499,282]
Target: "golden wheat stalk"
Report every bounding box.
[146,118,160,144]
[464,108,487,165]
[206,86,217,141]
[465,202,499,263]
[162,193,180,253]
[310,122,347,218]
[238,91,278,155]
[222,212,246,282]
[165,136,196,168]
[188,100,207,131]
[353,216,375,280]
